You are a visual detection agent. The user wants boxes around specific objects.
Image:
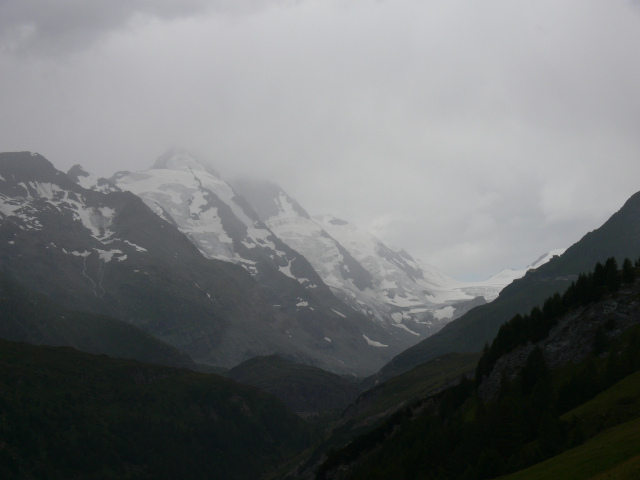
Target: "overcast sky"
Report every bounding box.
[2,0,640,280]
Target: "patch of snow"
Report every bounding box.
[0,195,23,216]
[385,294,424,308]
[392,323,421,336]
[99,206,115,219]
[274,191,301,220]
[28,181,60,198]
[408,307,429,314]
[380,279,399,290]
[433,306,455,320]
[363,335,388,348]
[96,249,120,262]
[279,260,296,279]
[123,240,147,252]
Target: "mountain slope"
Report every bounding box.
[0,152,324,371]
[374,190,640,383]
[233,178,562,359]
[232,180,462,354]
[0,273,195,368]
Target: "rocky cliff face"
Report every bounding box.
[478,278,640,400]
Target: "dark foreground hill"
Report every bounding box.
[0,339,315,480]
[226,355,359,413]
[373,190,640,384]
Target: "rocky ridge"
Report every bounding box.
[478,277,640,400]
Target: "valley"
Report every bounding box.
[2,150,640,479]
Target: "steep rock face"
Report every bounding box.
[478,278,640,399]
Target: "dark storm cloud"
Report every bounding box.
[0,0,282,55]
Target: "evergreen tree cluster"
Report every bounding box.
[319,326,640,480]
[476,257,638,383]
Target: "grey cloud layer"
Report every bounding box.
[0,0,284,54]
[1,0,640,279]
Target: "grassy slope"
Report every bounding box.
[349,352,479,425]
[285,352,481,479]
[498,418,640,480]
[500,370,640,480]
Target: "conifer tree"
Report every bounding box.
[623,257,636,284]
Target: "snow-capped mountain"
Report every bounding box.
[0,152,284,368]
[109,150,403,374]
[233,181,480,337]
[111,150,475,359]
[472,249,567,295]
[0,151,402,375]
[233,179,565,342]
[112,151,318,276]
[0,150,564,376]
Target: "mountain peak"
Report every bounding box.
[151,149,220,177]
[67,164,120,194]
[0,151,61,182]
[231,178,311,222]
[67,164,89,177]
